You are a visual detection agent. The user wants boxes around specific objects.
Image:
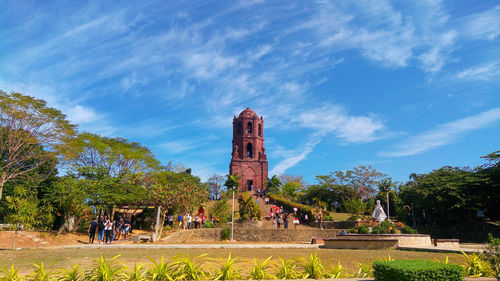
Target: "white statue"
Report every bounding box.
[372,200,387,222]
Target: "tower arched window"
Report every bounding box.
[237,122,242,135]
[258,123,262,137]
[246,143,253,158]
[247,122,253,134]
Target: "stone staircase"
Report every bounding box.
[248,191,317,229]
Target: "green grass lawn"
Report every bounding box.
[328,212,351,221]
[0,247,464,275]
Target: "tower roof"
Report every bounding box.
[238,108,258,118]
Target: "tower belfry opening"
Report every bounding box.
[229,108,268,192]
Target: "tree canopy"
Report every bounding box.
[0,91,75,200]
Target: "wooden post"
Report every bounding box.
[154,206,161,242]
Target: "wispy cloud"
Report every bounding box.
[270,132,325,175]
[381,107,500,157]
[462,5,500,41]
[454,60,500,81]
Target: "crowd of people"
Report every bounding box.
[168,212,209,229]
[88,215,132,244]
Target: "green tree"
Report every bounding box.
[207,174,225,200]
[208,199,231,224]
[224,173,240,192]
[63,132,161,177]
[4,184,53,249]
[48,176,91,232]
[148,171,208,238]
[265,175,281,195]
[0,91,75,200]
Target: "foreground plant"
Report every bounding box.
[148,255,178,281]
[298,252,325,279]
[87,255,123,281]
[356,262,373,278]
[171,254,208,281]
[28,262,56,281]
[1,264,23,281]
[248,257,275,280]
[275,257,301,280]
[327,261,349,279]
[461,251,492,277]
[122,264,147,281]
[57,265,81,281]
[212,254,241,280]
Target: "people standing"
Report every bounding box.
[167,214,174,228]
[104,217,114,244]
[177,213,183,229]
[318,211,323,229]
[122,217,131,240]
[277,213,282,228]
[293,216,300,229]
[88,217,98,244]
[284,213,289,229]
[97,215,105,244]
[185,212,192,229]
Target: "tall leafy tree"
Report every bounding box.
[62,132,161,177]
[0,91,75,200]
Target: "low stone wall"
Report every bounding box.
[324,238,398,249]
[308,221,357,229]
[338,234,432,247]
[161,228,339,243]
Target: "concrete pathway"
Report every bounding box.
[57,243,321,249]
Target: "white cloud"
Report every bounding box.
[66,105,100,124]
[270,132,325,176]
[454,60,500,81]
[463,5,500,40]
[160,140,196,154]
[381,107,500,157]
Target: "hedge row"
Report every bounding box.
[373,260,464,281]
[267,194,317,221]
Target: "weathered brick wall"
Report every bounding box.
[161,228,339,243]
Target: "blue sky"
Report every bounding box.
[1,1,499,184]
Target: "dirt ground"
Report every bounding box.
[0,230,149,249]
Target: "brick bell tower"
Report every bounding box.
[229,108,268,192]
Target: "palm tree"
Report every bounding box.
[266,175,282,194]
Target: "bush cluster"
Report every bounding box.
[373,260,464,281]
[221,227,231,240]
[238,192,261,221]
[267,194,317,221]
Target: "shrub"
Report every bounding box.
[323,215,331,222]
[87,255,123,281]
[221,227,231,240]
[58,265,82,281]
[238,192,261,221]
[275,257,302,279]
[401,226,418,234]
[460,251,492,277]
[171,254,208,281]
[371,225,386,234]
[373,260,463,281]
[483,233,500,279]
[209,199,232,224]
[348,227,357,233]
[212,254,241,280]
[357,225,369,234]
[248,257,275,280]
[298,252,326,279]
[204,221,214,228]
[380,220,393,229]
